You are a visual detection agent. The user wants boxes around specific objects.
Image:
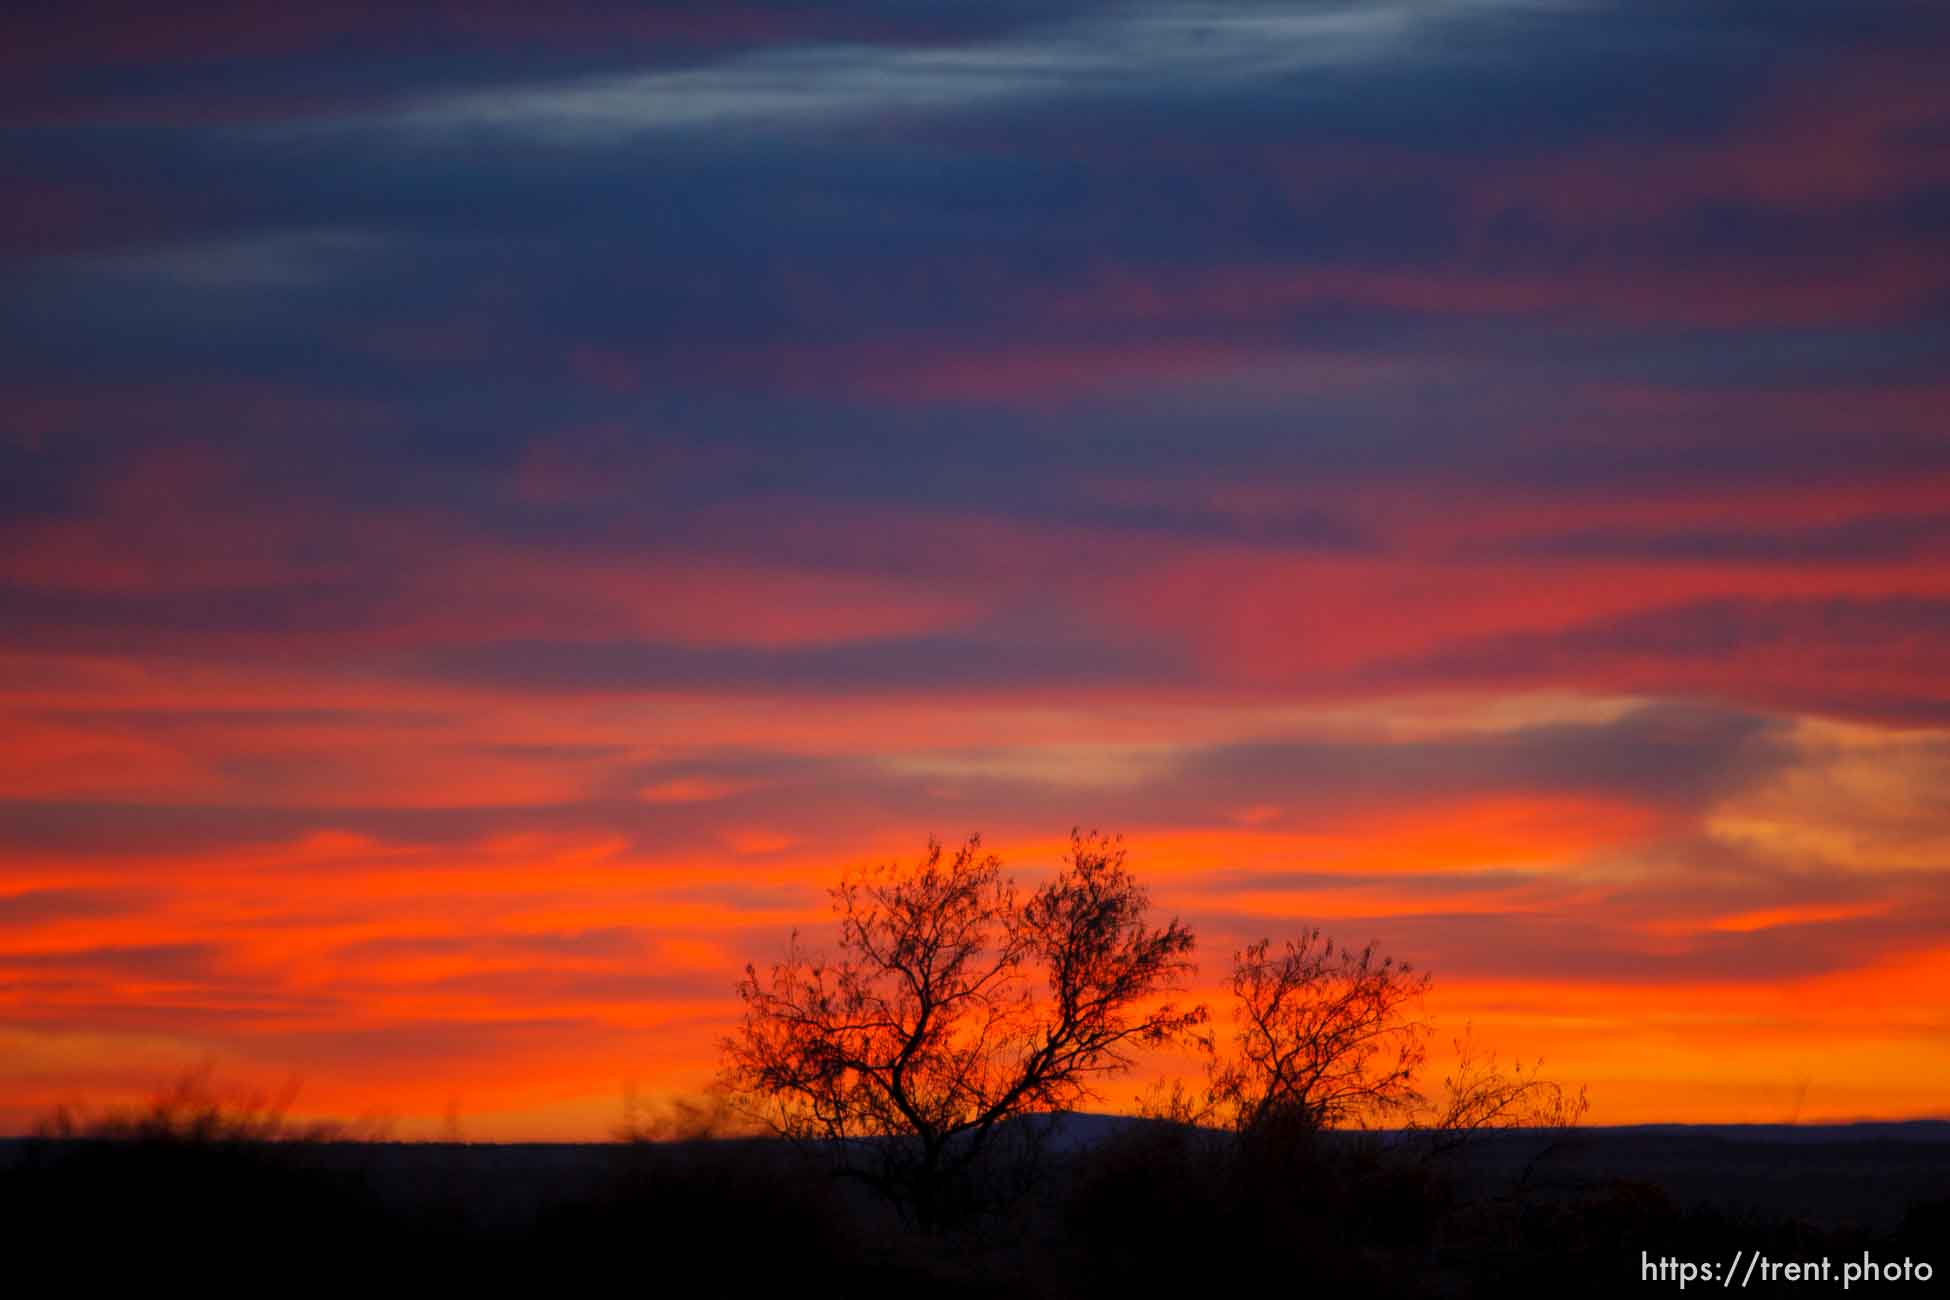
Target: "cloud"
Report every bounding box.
[1480,514,1950,565]
[45,229,390,290]
[0,887,151,928]
[415,629,1181,693]
[345,1,1553,144]
[1370,598,1950,724]
[1178,702,1794,815]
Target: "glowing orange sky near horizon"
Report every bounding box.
[5,577,1950,1138]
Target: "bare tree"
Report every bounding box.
[721,830,1205,1227]
[1206,930,1433,1136]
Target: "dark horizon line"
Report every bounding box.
[7,1114,1949,1150]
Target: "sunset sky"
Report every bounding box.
[5,1,1949,1138]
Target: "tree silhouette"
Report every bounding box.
[1205,930,1433,1136]
[720,829,1205,1227]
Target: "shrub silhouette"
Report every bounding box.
[1419,1026,1591,1164]
[32,1067,352,1145]
[7,1072,395,1281]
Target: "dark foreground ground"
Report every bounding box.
[4,1118,1944,1296]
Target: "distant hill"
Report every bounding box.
[6,1113,1944,1233]
[997,1111,1950,1148]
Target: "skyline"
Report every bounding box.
[4,0,1949,1138]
